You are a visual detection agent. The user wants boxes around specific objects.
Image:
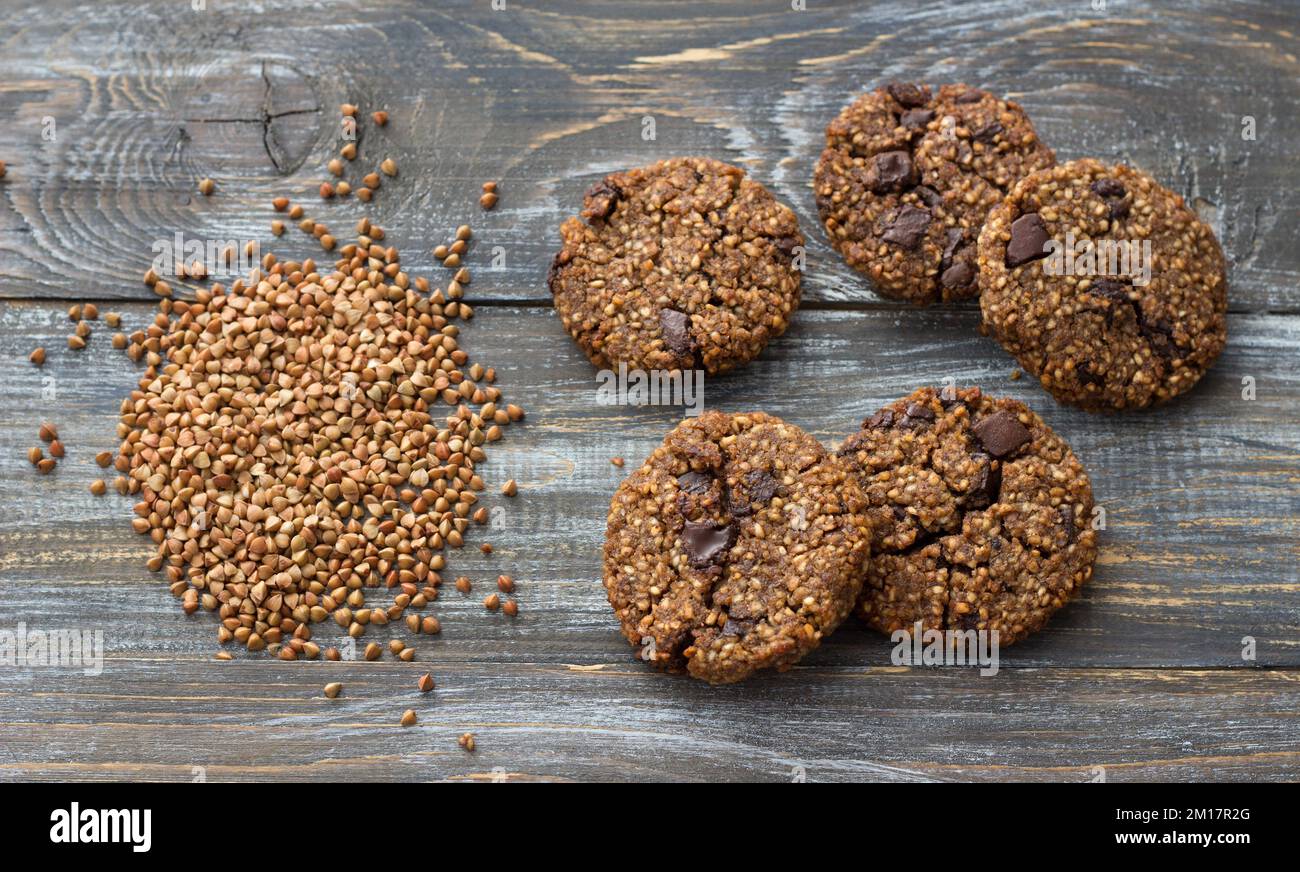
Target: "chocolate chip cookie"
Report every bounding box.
[978,159,1228,411]
[604,411,870,684]
[814,83,1055,305]
[836,386,1096,646]
[550,157,803,375]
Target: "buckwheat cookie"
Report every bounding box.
[814,82,1055,304]
[836,386,1096,646]
[978,159,1228,411]
[604,411,870,684]
[550,157,803,375]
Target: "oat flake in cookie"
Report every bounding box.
[550,157,803,375]
[978,159,1228,411]
[836,386,1096,646]
[814,83,1055,305]
[604,411,870,684]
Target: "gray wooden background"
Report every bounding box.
[0,0,1297,782]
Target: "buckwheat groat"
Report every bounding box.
[604,411,870,684]
[814,82,1055,304]
[978,159,1228,411]
[836,386,1096,646]
[550,157,803,375]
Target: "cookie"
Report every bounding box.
[604,411,870,684]
[550,157,803,375]
[836,386,1096,646]
[814,82,1055,305]
[978,159,1228,411]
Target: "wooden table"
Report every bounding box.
[0,0,1296,782]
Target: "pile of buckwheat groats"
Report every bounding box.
[134,108,519,660]
[120,216,522,659]
[25,105,522,734]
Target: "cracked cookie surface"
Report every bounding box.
[978,159,1228,411]
[836,386,1096,646]
[550,157,803,375]
[814,82,1055,305]
[604,411,870,684]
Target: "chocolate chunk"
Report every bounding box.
[881,205,931,249]
[775,235,800,257]
[677,471,713,494]
[1077,361,1107,387]
[1005,212,1050,268]
[729,468,779,516]
[681,521,736,568]
[1090,179,1130,220]
[967,452,1002,508]
[905,402,935,421]
[1057,505,1078,544]
[914,185,943,209]
[1138,316,1182,359]
[659,308,694,359]
[900,401,936,430]
[971,411,1031,458]
[886,81,930,108]
[942,228,965,262]
[901,108,934,129]
[581,179,621,222]
[1088,279,1135,327]
[864,409,895,429]
[939,229,973,289]
[939,384,960,407]
[1089,178,1125,199]
[940,260,974,289]
[868,150,916,193]
[955,89,985,103]
[742,469,778,504]
[972,120,1003,143]
[1090,278,1132,304]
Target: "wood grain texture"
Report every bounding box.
[0,0,1296,782]
[0,0,1295,307]
[3,663,1298,783]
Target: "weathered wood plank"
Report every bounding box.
[0,0,1295,308]
[1,662,1296,782]
[2,301,1296,671]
